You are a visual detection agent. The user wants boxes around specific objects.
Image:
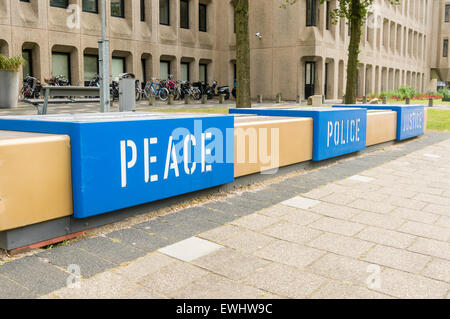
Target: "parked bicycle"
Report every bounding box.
[20,75,42,99]
[45,75,70,86]
[142,78,169,101]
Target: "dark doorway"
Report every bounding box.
[305,62,315,99]
[324,62,329,99]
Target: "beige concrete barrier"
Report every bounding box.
[234,116,313,177]
[0,131,73,231]
[366,110,397,146]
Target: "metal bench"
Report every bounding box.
[24,86,101,115]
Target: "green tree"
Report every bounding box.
[282,0,399,104]
[231,0,251,108]
[330,0,400,104]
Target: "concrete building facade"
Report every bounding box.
[0,0,448,100]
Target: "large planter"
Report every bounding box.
[0,70,20,108]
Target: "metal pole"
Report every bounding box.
[98,0,110,112]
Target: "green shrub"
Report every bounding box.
[395,86,417,99]
[426,91,444,98]
[380,90,396,98]
[438,88,450,99]
[0,54,25,71]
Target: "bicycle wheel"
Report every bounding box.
[159,88,169,101]
[136,89,141,102]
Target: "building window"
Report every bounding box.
[325,1,330,30]
[160,0,170,25]
[140,0,145,21]
[22,49,33,79]
[444,39,449,58]
[160,61,171,80]
[84,55,99,82]
[445,4,450,22]
[199,4,207,32]
[180,0,189,29]
[141,59,147,84]
[199,63,207,83]
[52,52,71,84]
[111,0,125,18]
[82,0,98,13]
[306,0,317,27]
[181,62,190,82]
[50,0,68,8]
[112,57,126,81]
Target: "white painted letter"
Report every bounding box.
[120,140,137,188]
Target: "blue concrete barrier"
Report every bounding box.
[0,113,235,218]
[336,105,425,140]
[230,107,367,161]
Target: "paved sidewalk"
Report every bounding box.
[1,132,449,299]
[2,100,447,116]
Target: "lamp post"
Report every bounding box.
[98,0,110,112]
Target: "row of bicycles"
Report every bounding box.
[89,74,233,102]
[21,75,67,99]
[21,73,234,103]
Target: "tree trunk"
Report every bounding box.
[344,0,363,104]
[232,0,251,108]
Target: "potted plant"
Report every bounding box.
[0,54,25,108]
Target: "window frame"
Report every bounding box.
[180,62,190,82]
[140,0,146,21]
[51,52,72,84]
[50,0,68,9]
[83,54,99,82]
[111,0,125,18]
[199,63,208,83]
[160,0,170,26]
[199,3,207,32]
[306,0,317,27]
[22,49,33,78]
[82,0,98,13]
[445,4,450,23]
[444,39,449,58]
[180,0,190,29]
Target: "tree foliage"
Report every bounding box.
[280,0,399,103]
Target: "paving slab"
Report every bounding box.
[138,260,209,296]
[356,226,416,249]
[281,196,320,210]
[192,248,270,281]
[70,236,145,265]
[421,258,450,283]
[311,280,391,299]
[105,227,171,252]
[37,245,115,278]
[254,240,325,269]
[173,273,266,299]
[0,256,69,296]
[371,268,449,299]
[0,274,37,299]
[221,230,277,253]
[306,253,375,287]
[362,245,431,274]
[307,233,374,259]
[243,263,328,299]
[261,221,322,244]
[158,237,223,262]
